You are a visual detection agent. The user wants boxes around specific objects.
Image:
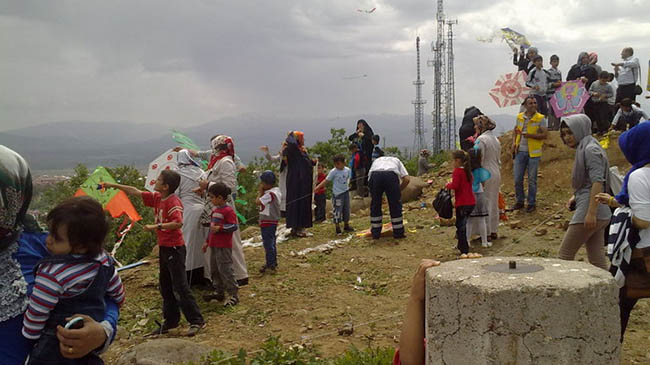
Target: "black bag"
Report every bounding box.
[433,189,454,219]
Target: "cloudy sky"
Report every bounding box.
[1,0,649,132]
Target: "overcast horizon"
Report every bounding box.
[1,0,649,132]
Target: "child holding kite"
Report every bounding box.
[103,170,205,337]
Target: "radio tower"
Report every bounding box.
[428,0,457,152]
[412,36,427,153]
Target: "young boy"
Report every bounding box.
[103,170,205,336]
[589,71,616,133]
[314,155,353,235]
[371,134,384,163]
[313,163,327,223]
[256,171,282,273]
[202,182,240,306]
[546,55,562,130]
[349,143,365,198]
[22,197,125,365]
[526,55,550,116]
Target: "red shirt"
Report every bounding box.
[141,191,185,247]
[445,167,476,207]
[208,205,238,248]
[315,172,326,195]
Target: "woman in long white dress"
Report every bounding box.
[474,115,502,240]
[176,150,210,284]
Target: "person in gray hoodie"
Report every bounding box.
[557,114,611,270]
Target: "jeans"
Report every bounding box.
[455,205,475,254]
[332,191,350,224]
[159,246,204,326]
[513,151,540,207]
[261,225,278,268]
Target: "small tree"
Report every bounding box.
[309,128,348,167]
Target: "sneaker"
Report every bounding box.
[512,202,525,210]
[224,296,239,307]
[203,292,225,302]
[259,265,277,274]
[186,323,206,337]
[336,226,342,235]
[526,205,536,213]
[344,225,354,232]
[149,321,178,336]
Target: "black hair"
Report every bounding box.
[348,143,359,151]
[208,182,232,199]
[372,134,380,143]
[620,98,634,108]
[159,169,181,193]
[532,55,543,63]
[451,150,473,183]
[468,148,482,171]
[47,196,108,257]
[521,95,537,107]
[550,54,559,61]
[599,71,610,79]
[608,73,615,82]
[333,154,345,163]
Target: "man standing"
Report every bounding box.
[512,96,548,213]
[612,47,640,103]
[368,156,410,239]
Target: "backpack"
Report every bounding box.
[433,189,454,219]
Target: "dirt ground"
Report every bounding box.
[105,131,650,364]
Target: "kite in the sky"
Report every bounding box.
[357,7,376,13]
[343,74,368,80]
[477,27,531,53]
[488,71,531,108]
[171,130,208,168]
[550,80,589,117]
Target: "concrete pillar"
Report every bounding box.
[425,257,620,364]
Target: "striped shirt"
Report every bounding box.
[22,252,124,340]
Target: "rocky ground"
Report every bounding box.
[105,131,650,364]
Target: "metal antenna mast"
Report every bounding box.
[412,36,427,153]
[446,19,458,149]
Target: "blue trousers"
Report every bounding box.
[261,225,277,268]
[513,151,540,207]
[332,191,350,224]
[369,171,404,239]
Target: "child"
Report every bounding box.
[445,150,479,258]
[467,148,492,248]
[22,196,125,365]
[349,143,365,198]
[314,154,353,235]
[314,163,327,223]
[589,71,615,133]
[371,134,384,163]
[104,170,205,336]
[526,55,550,116]
[612,98,649,131]
[547,55,562,130]
[257,171,282,274]
[202,182,240,306]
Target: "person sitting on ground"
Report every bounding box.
[612,47,641,103]
[202,182,240,307]
[103,170,206,336]
[594,123,650,340]
[589,71,616,133]
[526,55,550,116]
[557,114,611,271]
[417,150,434,176]
[22,197,125,365]
[446,150,481,259]
[314,154,353,236]
[371,134,384,163]
[612,98,648,131]
[313,163,327,223]
[256,171,281,274]
[0,146,120,365]
[368,156,410,239]
[512,96,548,213]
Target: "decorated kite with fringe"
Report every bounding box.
[489,71,531,108]
[550,80,589,117]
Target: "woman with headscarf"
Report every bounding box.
[594,123,650,340]
[348,119,374,196]
[283,131,314,237]
[474,115,502,240]
[567,52,599,89]
[557,114,611,270]
[195,136,249,286]
[176,150,210,285]
[0,145,118,364]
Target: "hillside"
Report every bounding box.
[104,130,649,364]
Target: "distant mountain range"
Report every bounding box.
[0,113,516,172]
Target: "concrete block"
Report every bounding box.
[425,257,620,365]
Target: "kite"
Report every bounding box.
[489,71,531,108]
[500,28,531,51]
[74,166,141,222]
[171,130,208,169]
[356,7,376,13]
[550,80,589,117]
[145,149,178,192]
[343,74,368,80]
